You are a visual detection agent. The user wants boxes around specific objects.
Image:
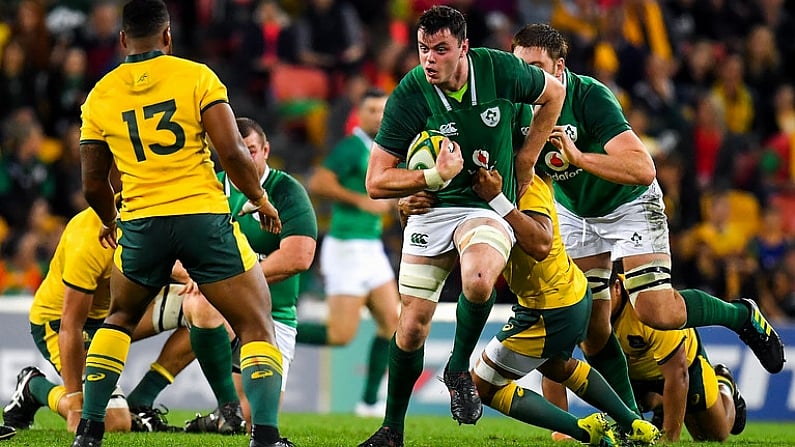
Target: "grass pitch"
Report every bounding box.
[5,410,794,446]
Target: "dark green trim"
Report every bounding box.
[80,139,109,148]
[657,337,686,365]
[63,280,95,295]
[200,99,228,115]
[125,50,164,63]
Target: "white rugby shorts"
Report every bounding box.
[319,236,395,296]
[556,180,671,261]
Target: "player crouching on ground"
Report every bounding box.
[610,267,746,441]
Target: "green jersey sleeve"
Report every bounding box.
[577,78,631,147]
[375,67,431,159]
[489,49,547,105]
[270,172,318,240]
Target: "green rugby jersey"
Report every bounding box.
[324,127,383,240]
[376,47,547,207]
[525,69,647,217]
[219,168,318,327]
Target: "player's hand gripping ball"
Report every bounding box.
[406,130,454,191]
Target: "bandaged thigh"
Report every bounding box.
[457,225,512,262]
[624,259,672,306]
[398,263,449,302]
[585,268,612,301]
[151,284,188,333]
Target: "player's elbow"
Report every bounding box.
[637,163,656,186]
[365,176,388,199]
[517,235,552,261]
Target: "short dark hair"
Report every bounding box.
[359,87,387,105]
[512,23,568,61]
[236,117,266,142]
[122,0,170,39]
[417,5,467,45]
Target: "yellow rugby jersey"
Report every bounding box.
[502,174,588,309]
[29,208,113,325]
[614,299,698,381]
[80,50,231,219]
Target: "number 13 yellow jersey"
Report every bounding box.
[80,50,231,220]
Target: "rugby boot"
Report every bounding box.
[2,366,44,429]
[736,298,785,373]
[357,426,404,447]
[577,413,617,446]
[442,363,482,425]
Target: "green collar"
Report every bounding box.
[125,50,165,63]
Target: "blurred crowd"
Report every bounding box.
[2,0,795,323]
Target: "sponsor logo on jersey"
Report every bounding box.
[549,169,583,182]
[439,122,459,136]
[410,232,429,247]
[544,151,569,172]
[473,149,490,169]
[480,107,500,127]
[563,124,578,142]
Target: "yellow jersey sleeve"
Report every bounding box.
[80,89,105,143]
[197,65,228,113]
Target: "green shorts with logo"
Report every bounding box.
[631,332,719,413]
[496,289,592,360]
[116,213,257,287]
[30,318,104,374]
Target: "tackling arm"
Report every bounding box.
[259,235,316,284]
[515,72,565,186]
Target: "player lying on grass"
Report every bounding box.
[610,266,746,441]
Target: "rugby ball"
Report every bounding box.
[406,130,454,191]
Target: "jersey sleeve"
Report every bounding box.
[646,327,688,366]
[579,80,631,147]
[61,238,112,293]
[492,50,547,104]
[197,64,229,114]
[374,69,430,159]
[517,175,553,218]
[272,175,318,240]
[79,90,105,144]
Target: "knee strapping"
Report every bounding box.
[585,268,612,301]
[458,225,512,262]
[473,359,511,387]
[624,259,672,306]
[562,360,591,397]
[398,263,449,302]
[151,284,187,333]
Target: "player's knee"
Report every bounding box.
[634,293,686,330]
[182,293,224,328]
[472,358,511,405]
[398,263,448,302]
[326,324,358,346]
[625,259,685,329]
[461,275,494,303]
[396,319,430,351]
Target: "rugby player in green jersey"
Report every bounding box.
[358,6,565,447]
[510,23,784,438]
